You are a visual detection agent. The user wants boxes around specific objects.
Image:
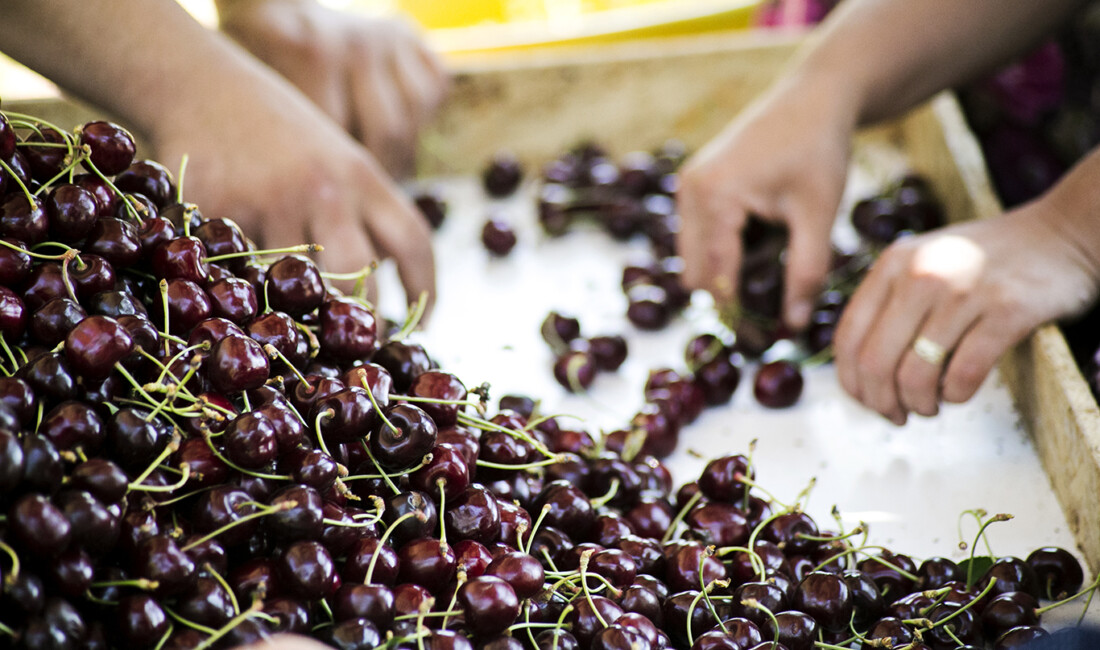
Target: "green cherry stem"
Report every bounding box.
[0,538,20,587]
[181,501,297,553]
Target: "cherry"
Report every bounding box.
[69,254,116,298]
[0,429,24,493]
[194,217,249,262]
[534,480,594,540]
[0,194,48,245]
[994,625,1048,648]
[792,571,852,634]
[134,534,197,596]
[588,334,629,371]
[410,444,470,499]
[0,113,14,158]
[79,120,135,175]
[175,577,236,629]
[342,537,400,585]
[482,217,518,255]
[541,311,582,352]
[207,334,270,393]
[842,569,885,628]
[187,316,245,349]
[278,540,338,600]
[19,434,64,495]
[372,339,432,392]
[83,217,142,268]
[684,502,748,547]
[0,237,30,287]
[486,550,544,599]
[483,152,524,197]
[151,236,209,283]
[1026,546,1084,599]
[626,283,672,330]
[981,591,1040,640]
[45,184,99,242]
[414,189,448,229]
[698,454,752,503]
[977,556,1041,600]
[535,629,580,650]
[192,486,259,548]
[445,485,503,545]
[40,400,104,453]
[382,490,437,546]
[0,285,27,339]
[10,492,71,557]
[917,556,962,590]
[107,407,170,472]
[136,215,175,258]
[753,361,804,408]
[332,583,395,628]
[62,314,134,381]
[397,537,457,594]
[248,310,310,370]
[265,483,324,541]
[86,289,148,319]
[370,403,438,471]
[223,409,279,469]
[319,297,378,359]
[858,551,917,603]
[158,278,212,334]
[114,159,176,206]
[407,370,467,428]
[20,351,78,404]
[266,254,325,316]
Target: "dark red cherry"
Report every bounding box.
[414,189,448,229]
[158,278,211,334]
[0,236,31,286]
[698,454,752,503]
[40,400,104,453]
[409,444,470,499]
[83,217,142,268]
[69,254,115,299]
[541,311,582,352]
[981,591,1040,640]
[46,184,99,242]
[342,537,400,585]
[0,194,48,245]
[114,159,176,207]
[319,297,378,358]
[407,370,467,428]
[0,113,14,159]
[994,625,1048,648]
[1026,546,1084,599]
[194,217,248,261]
[793,571,852,633]
[134,534,197,596]
[115,594,169,649]
[79,120,135,175]
[192,486,259,549]
[267,254,325,316]
[978,556,1040,600]
[370,403,438,471]
[372,339,432,392]
[553,349,597,393]
[482,217,517,255]
[151,236,208,283]
[277,540,338,600]
[248,310,309,371]
[445,485,502,545]
[459,575,520,637]
[176,577,235,629]
[19,351,78,403]
[265,483,324,541]
[753,361,804,408]
[65,315,134,380]
[486,551,544,599]
[588,334,628,371]
[626,283,672,330]
[0,285,26,339]
[397,537,457,594]
[483,151,524,197]
[10,493,71,557]
[223,409,279,469]
[206,334,270,393]
[332,583,395,629]
[206,277,258,324]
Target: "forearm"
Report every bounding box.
[0,0,317,144]
[785,0,1087,126]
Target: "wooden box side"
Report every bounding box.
[899,96,1100,572]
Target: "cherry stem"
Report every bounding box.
[90,577,160,591]
[127,430,182,490]
[0,156,35,206]
[522,602,540,650]
[394,291,429,341]
[79,151,144,222]
[343,454,433,481]
[589,478,620,509]
[0,622,12,637]
[699,546,729,634]
[313,408,335,457]
[524,504,551,555]
[180,500,297,553]
[192,599,264,650]
[0,538,20,587]
[0,333,18,377]
[965,512,1013,588]
[578,550,608,628]
[661,489,702,545]
[130,463,191,493]
[176,154,189,206]
[437,478,448,546]
[457,411,555,460]
[365,511,422,584]
[359,439,400,495]
[361,379,399,437]
[440,569,465,631]
[553,604,574,650]
[164,606,218,636]
[264,344,311,388]
[911,577,997,635]
[199,427,291,482]
[204,562,240,616]
[319,262,377,282]
[392,609,464,622]
[204,243,322,264]
[1035,569,1100,618]
[476,455,565,471]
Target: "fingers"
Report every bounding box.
[782,204,834,330]
[677,166,747,306]
[390,33,449,128]
[348,40,417,178]
[942,314,1029,404]
[354,161,437,315]
[307,194,382,304]
[894,298,981,416]
[834,251,898,406]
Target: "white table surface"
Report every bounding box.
[376,168,1097,624]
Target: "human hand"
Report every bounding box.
[151,70,435,310]
[677,80,857,330]
[216,0,448,178]
[833,204,1100,425]
[234,633,333,650]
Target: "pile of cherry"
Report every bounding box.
[0,105,1092,650]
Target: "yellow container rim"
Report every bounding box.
[425,0,764,54]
